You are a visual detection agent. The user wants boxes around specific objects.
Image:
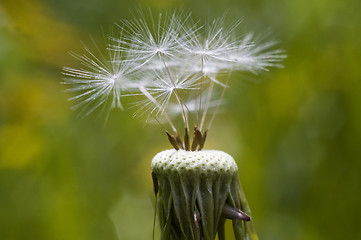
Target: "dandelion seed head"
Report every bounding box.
[63,11,286,240]
[63,10,286,129]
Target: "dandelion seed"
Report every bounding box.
[183,17,243,73]
[62,38,139,119]
[228,33,287,73]
[112,9,195,68]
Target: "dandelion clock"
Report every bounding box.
[63,10,286,240]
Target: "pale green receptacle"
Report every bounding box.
[151,149,258,240]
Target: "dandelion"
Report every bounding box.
[63,10,286,240]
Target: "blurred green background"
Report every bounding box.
[1,0,361,239]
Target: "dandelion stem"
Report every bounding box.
[217,222,226,240]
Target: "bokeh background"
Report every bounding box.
[1,0,361,239]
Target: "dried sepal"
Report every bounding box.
[175,131,184,150]
[166,131,179,150]
[184,127,190,151]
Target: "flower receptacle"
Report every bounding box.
[151,149,258,240]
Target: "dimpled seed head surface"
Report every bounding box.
[151,149,238,175]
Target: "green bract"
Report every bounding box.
[152,150,258,240]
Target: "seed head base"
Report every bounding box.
[151,149,258,240]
